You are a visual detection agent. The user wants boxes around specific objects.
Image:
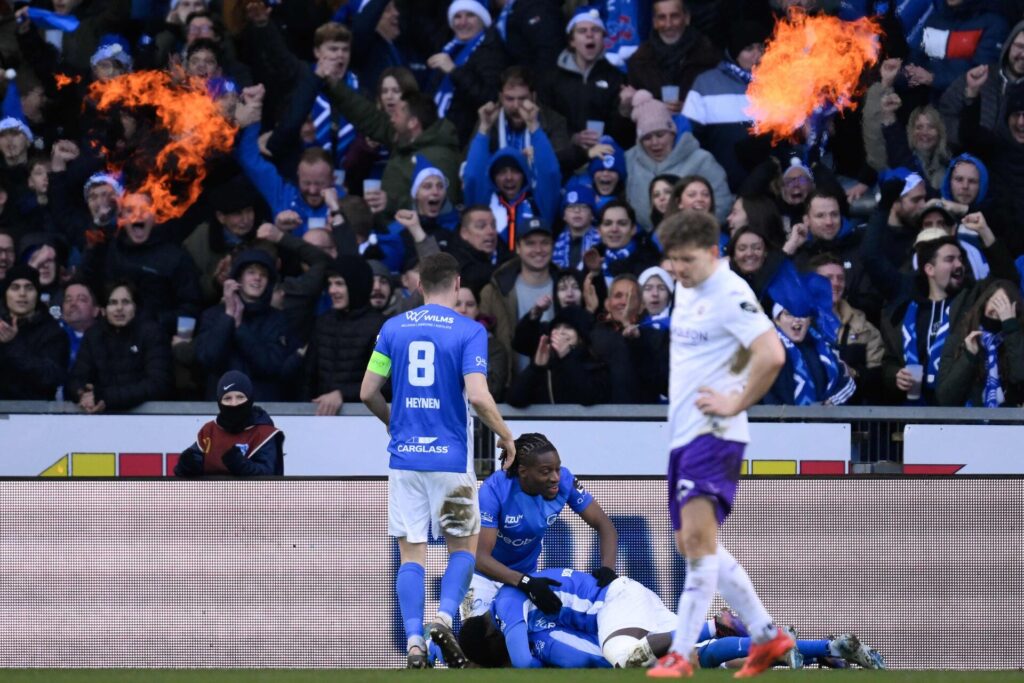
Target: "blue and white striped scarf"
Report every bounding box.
[902,299,949,396]
[311,71,359,167]
[496,0,516,42]
[434,32,487,117]
[602,240,636,280]
[552,227,601,270]
[776,326,856,405]
[981,331,1005,407]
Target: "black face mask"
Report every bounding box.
[217,399,253,433]
[981,315,1003,334]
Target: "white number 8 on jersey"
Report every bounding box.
[408,340,436,387]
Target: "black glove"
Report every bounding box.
[518,575,562,614]
[221,446,244,473]
[173,450,204,477]
[591,566,618,587]
[878,177,907,213]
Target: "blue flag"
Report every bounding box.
[26,8,81,33]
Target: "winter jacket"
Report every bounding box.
[626,29,721,105]
[794,220,869,304]
[0,310,68,400]
[484,106,585,179]
[880,118,950,191]
[939,19,1024,146]
[936,317,1024,406]
[537,50,629,138]
[506,348,610,407]
[443,232,514,295]
[82,231,202,339]
[349,0,423,95]
[439,28,509,145]
[682,60,755,192]
[499,0,565,73]
[910,0,1009,93]
[463,133,561,248]
[589,321,645,404]
[175,406,284,477]
[625,132,733,230]
[67,318,172,411]
[323,78,463,216]
[303,305,385,403]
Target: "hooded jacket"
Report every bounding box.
[910,0,1009,92]
[940,152,991,210]
[67,317,172,411]
[463,133,561,247]
[625,131,733,230]
[195,250,302,401]
[940,19,1024,146]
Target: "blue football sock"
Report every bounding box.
[698,637,750,669]
[396,562,425,640]
[698,622,712,642]
[797,638,832,659]
[438,550,475,620]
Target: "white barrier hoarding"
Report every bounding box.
[0,415,849,477]
[903,424,1024,474]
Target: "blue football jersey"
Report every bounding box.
[369,304,488,473]
[491,567,607,638]
[478,467,593,573]
[530,628,611,668]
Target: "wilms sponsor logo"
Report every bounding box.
[405,310,455,325]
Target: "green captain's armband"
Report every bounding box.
[367,350,392,377]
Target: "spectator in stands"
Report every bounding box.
[383,157,459,267]
[18,233,68,317]
[485,67,581,176]
[915,202,989,281]
[648,174,679,230]
[874,88,951,190]
[194,248,302,401]
[624,90,732,230]
[588,137,629,211]
[593,201,661,281]
[639,266,674,330]
[350,0,420,98]
[939,22,1024,147]
[454,284,508,402]
[589,274,653,403]
[786,190,865,282]
[174,370,284,477]
[60,280,100,370]
[494,0,564,73]
[552,187,600,272]
[811,253,885,403]
[941,153,989,215]
[322,79,462,217]
[537,8,628,146]
[479,215,558,377]
[303,255,383,416]
[81,192,202,338]
[464,99,560,249]
[0,264,67,400]
[626,0,720,109]
[444,204,511,295]
[683,20,770,191]
[906,0,1008,96]
[725,194,787,247]
[428,0,507,145]
[937,278,1024,406]
[67,280,172,413]
[507,306,609,407]
[727,225,789,306]
[0,230,14,282]
[666,174,716,218]
[368,259,398,315]
[14,0,130,78]
[72,172,121,252]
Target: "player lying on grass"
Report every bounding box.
[458,566,677,668]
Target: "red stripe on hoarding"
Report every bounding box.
[118,453,164,477]
[800,460,846,475]
[903,464,964,475]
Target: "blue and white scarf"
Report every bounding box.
[602,240,636,281]
[901,299,950,396]
[496,0,516,42]
[311,71,359,167]
[552,227,601,270]
[434,32,487,117]
[776,326,856,405]
[722,60,753,85]
[980,331,1005,407]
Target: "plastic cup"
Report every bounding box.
[586,120,605,135]
[307,216,327,230]
[176,316,196,340]
[905,364,924,401]
[363,179,382,194]
[661,85,680,103]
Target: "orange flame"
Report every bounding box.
[89,70,237,222]
[54,73,81,90]
[746,10,880,143]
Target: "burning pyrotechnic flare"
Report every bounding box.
[746,10,880,143]
[54,73,81,90]
[89,70,237,222]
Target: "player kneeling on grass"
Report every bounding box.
[458,567,678,669]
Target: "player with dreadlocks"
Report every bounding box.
[460,432,618,622]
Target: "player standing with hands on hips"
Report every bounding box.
[648,211,793,679]
[361,252,517,669]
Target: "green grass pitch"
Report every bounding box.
[0,671,1019,682]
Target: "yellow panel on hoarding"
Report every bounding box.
[72,453,116,477]
[750,460,798,475]
[40,455,69,477]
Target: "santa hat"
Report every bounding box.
[0,116,32,143]
[410,155,448,199]
[566,6,605,34]
[447,0,491,29]
[631,90,676,139]
[82,172,125,200]
[90,35,133,70]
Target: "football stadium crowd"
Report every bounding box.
[1,0,1024,411]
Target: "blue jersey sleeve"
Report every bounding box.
[479,474,502,529]
[531,629,612,669]
[561,468,594,515]
[505,622,543,668]
[462,322,489,377]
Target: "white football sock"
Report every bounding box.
[716,544,777,644]
[670,553,719,655]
